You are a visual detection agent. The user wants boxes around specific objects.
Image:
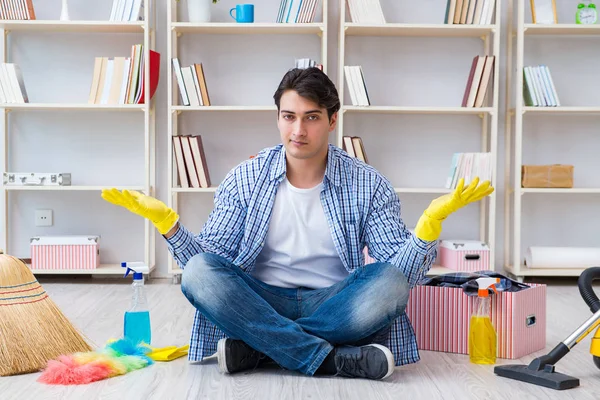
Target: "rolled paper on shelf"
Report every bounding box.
[525,246,600,269]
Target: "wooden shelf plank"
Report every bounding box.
[168,264,456,277]
[426,265,457,276]
[172,105,277,112]
[343,106,493,114]
[394,188,452,194]
[521,188,600,194]
[344,23,495,37]
[523,106,600,114]
[28,263,155,275]
[3,185,145,191]
[173,188,459,195]
[0,103,146,111]
[505,264,585,277]
[172,187,217,193]
[0,20,145,33]
[172,22,324,35]
[524,23,600,35]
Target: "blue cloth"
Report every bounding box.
[165,144,438,367]
[418,270,530,296]
[180,253,410,375]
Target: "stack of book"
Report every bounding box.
[462,55,494,108]
[88,44,160,105]
[172,58,210,107]
[0,0,35,20]
[295,58,322,70]
[172,135,211,189]
[109,0,144,21]
[523,65,560,107]
[342,136,368,164]
[0,63,28,103]
[444,0,497,24]
[344,66,370,106]
[277,0,321,23]
[445,152,493,189]
[345,0,386,23]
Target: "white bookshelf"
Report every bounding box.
[166,1,329,278]
[504,0,600,281]
[337,0,501,275]
[0,7,157,276]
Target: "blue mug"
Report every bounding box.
[230,4,254,23]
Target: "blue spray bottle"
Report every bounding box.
[122,262,151,345]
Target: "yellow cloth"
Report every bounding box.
[101,189,179,235]
[145,345,190,362]
[414,177,494,242]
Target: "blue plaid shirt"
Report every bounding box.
[165,144,438,366]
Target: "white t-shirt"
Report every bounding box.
[250,177,349,289]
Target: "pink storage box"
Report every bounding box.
[405,283,546,359]
[30,235,100,270]
[439,240,490,271]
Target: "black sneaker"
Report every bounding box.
[333,344,395,380]
[217,338,272,374]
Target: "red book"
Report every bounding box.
[136,49,160,104]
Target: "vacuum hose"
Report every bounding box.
[577,266,600,370]
[578,267,600,314]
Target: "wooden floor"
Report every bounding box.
[1,276,600,399]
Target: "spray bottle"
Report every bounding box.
[469,277,500,364]
[122,262,151,345]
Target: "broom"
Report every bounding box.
[0,254,93,376]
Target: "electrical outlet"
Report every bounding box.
[35,209,53,227]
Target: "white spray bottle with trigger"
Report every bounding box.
[122,261,151,345]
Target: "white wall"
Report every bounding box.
[3,0,598,277]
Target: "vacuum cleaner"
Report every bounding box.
[494,266,600,390]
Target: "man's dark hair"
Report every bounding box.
[273,67,340,120]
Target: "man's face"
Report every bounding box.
[277,90,337,164]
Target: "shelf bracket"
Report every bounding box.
[176,110,182,115]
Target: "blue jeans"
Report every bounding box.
[180,253,410,376]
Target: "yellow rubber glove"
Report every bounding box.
[414,177,494,242]
[101,189,179,235]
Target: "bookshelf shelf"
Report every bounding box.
[166,1,329,276]
[394,188,452,194]
[26,263,156,276]
[0,3,157,276]
[520,188,600,194]
[524,23,600,35]
[338,1,501,277]
[4,185,145,191]
[343,106,494,115]
[344,23,496,37]
[522,106,600,115]
[504,0,597,281]
[171,187,217,193]
[0,20,145,33]
[0,103,147,111]
[172,22,324,35]
[427,265,456,276]
[504,264,586,277]
[172,105,277,112]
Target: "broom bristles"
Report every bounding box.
[0,254,93,376]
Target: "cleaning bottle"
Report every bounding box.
[122,262,151,345]
[469,277,500,364]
